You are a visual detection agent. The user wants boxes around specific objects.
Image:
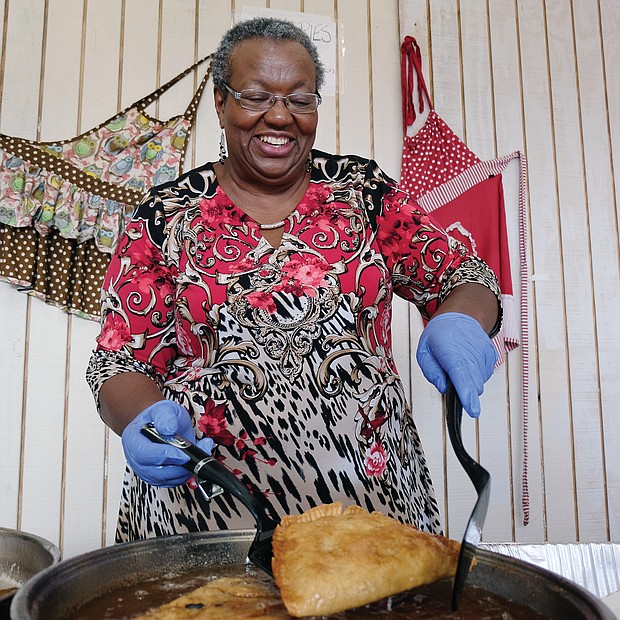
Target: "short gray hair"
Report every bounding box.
[212,16,325,93]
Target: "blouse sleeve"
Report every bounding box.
[368,163,502,324]
[86,189,179,404]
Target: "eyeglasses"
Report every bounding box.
[222,83,322,114]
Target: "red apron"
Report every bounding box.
[399,36,530,525]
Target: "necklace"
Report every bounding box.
[259,219,286,230]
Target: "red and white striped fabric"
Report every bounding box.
[399,35,530,525]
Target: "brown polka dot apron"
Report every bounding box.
[0,55,212,319]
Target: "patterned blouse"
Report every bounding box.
[86,149,500,542]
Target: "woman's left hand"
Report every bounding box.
[416,312,497,417]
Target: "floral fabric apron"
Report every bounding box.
[0,55,212,318]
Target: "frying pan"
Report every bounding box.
[11,530,615,619]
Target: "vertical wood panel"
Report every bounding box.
[460,0,515,543]
[0,288,26,529]
[460,0,495,159]
[235,0,266,13]
[38,0,83,140]
[269,0,301,11]
[428,0,463,136]
[0,4,44,138]
[159,0,199,120]
[544,0,603,543]
[428,0,481,542]
[64,0,124,555]
[334,0,371,159]
[80,1,123,129]
[599,0,620,543]
[97,0,161,551]
[63,317,107,557]
[0,0,37,533]
[37,0,104,559]
[120,0,160,111]
[191,0,232,170]
[303,0,337,154]
[60,0,118,556]
[572,0,620,542]
[600,0,619,234]
[0,1,67,549]
[397,0,450,533]
[369,0,401,177]
[518,0,576,542]
[0,0,26,530]
[19,300,68,547]
[488,0,545,544]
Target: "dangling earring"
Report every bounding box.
[305,153,312,174]
[219,127,228,163]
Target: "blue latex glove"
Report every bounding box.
[121,400,214,487]
[416,312,497,418]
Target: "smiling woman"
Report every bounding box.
[85,16,502,547]
[212,36,320,245]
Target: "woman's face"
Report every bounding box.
[215,38,319,187]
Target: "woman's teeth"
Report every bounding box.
[259,136,289,145]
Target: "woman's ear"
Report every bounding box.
[213,86,225,125]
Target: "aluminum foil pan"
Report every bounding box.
[482,543,620,598]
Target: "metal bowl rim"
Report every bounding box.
[0,527,61,604]
[0,526,61,564]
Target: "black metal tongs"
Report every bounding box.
[446,382,491,611]
[140,422,279,576]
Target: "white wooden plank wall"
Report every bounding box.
[0,0,617,559]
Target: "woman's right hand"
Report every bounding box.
[121,400,214,487]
